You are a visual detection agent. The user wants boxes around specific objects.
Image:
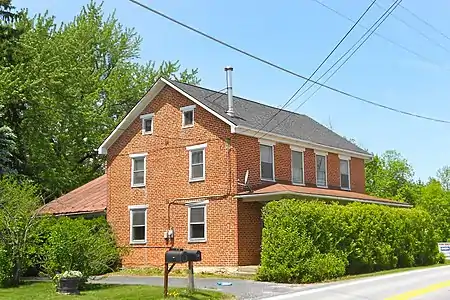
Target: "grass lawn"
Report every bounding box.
[326,261,450,283]
[0,282,233,300]
[108,267,254,280]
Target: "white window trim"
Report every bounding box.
[130,153,147,188]
[340,158,351,191]
[128,204,148,245]
[315,153,328,188]
[140,113,154,135]
[187,143,207,182]
[259,143,275,182]
[291,149,305,186]
[258,139,276,147]
[187,204,207,243]
[181,105,196,128]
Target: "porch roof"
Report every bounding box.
[40,175,107,216]
[235,183,412,208]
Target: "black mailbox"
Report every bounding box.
[185,250,202,262]
[165,249,188,263]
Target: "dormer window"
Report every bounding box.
[181,105,196,128]
[140,113,154,135]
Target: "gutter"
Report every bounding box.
[235,191,412,208]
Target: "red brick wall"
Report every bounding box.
[237,201,263,265]
[327,153,340,188]
[351,158,365,193]
[304,148,316,185]
[107,85,239,267]
[274,143,291,182]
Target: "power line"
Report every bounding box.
[260,0,403,137]
[297,0,403,111]
[254,0,377,136]
[398,4,450,43]
[374,2,450,55]
[310,0,446,71]
[288,0,401,111]
[128,0,450,124]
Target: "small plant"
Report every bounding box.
[53,270,84,285]
[53,270,84,295]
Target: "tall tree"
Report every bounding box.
[365,150,419,204]
[0,1,200,198]
[437,166,450,191]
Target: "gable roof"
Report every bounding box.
[168,80,370,156]
[98,78,370,158]
[40,175,107,216]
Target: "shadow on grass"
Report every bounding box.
[82,283,118,291]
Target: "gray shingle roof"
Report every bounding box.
[168,80,369,156]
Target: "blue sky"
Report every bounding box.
[14,0,450,181]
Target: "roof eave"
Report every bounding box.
[235,191,412,208]
[234,125,372,160]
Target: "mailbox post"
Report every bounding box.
[164,248,202,297]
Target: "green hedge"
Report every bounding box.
[257,200,443,283]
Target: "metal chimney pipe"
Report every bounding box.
[225,66,234,117]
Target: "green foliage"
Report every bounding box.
[0,124,17,174]
[42,216,121,278]
[437,166,450,191]
[0,176,42,286]
[0,1,200,198]
[257,200,441,283]
[416,179,450,242]
[365,150,420,204]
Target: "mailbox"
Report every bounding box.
[185,250,202,262]
[165,249,188,263]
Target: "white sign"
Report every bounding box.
[438,243,450,260]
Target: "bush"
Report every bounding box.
[42,216,121,278]
[257,200,441,283]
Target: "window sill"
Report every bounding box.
[142,131,153,135]
[130,241,147,245]
[316,185,328,189]
[189,178,205,183]
[341,187,351,191]
[292,182,305,186]
[261,178,275,182]
[131,184,146,188]
[188,239,207,244]
[182,124,194,129]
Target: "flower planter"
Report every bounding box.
[57,277,80,295]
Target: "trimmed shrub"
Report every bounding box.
[42,216,121,278]
[257,200,441,283]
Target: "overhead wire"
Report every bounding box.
[309,0,446,71]
[259,0,403,138]
[253,0,378,136]
[398,4,450,43]
[374,2,450,55]
[128,0,450,124]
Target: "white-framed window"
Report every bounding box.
[259,139,275,181]
[181,105,196,128]
[315,151,328,187]
[187,202,207,242]
[186,143,206,182]
[339,155,351,190]
[130,153,147,187]
[291,147,305,185]
[140,113,154,135]
[129,204,148,244]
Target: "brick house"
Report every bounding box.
[44,68,410,268]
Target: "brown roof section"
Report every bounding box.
[41,175,107,216]
[236,183,411,207]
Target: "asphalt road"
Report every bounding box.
[91,265,450,299]
[264,265,450,300]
